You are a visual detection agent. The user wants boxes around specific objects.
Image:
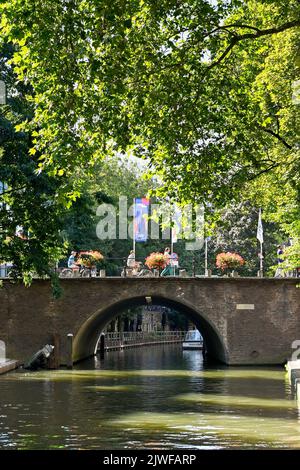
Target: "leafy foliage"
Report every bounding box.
[1,1,299,276]
[1,1,299,207]
[0,42,68,285]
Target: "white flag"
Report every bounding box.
[171,226,178,244]
[257,208,264,244]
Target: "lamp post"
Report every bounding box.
[204,237,211,276]
[204,238,208,276]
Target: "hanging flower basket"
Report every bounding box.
[216,252,245,273]
[77,250,104,267]
[145,252,169,270]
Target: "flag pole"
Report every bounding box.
[171,222,174,255]
[133,198,136,259]
[205,238,208,276]
[260,240,263,276]
[257,208,264,277]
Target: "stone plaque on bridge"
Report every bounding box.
[236,304,255,310]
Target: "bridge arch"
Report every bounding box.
[73,295,228,364]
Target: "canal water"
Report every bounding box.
[0,344,299,449]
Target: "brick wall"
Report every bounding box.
[0,278,299,365]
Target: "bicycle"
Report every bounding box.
[136,264,156,277]
[121,262,155,277]
[59,265,96,278]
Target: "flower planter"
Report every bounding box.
[216,252,245,276]
[145,252,169,271]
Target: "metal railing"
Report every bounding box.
[98,330,187,351]
[58,256,192,278]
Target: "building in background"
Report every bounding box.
[104,305,188,333]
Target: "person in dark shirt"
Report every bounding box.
[277,245,284,263]
[275,245,284,277]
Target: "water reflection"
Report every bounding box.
[182,350,204,370]
[109,411,300,448]
[85,385,138,391]
[5,368,285,382]
[175,393,297,409]
[0,345,298,449]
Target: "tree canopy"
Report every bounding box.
[0,42,68,286]
[1,0,299,203]
[0,1,299,277]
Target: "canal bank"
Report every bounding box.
[0,359,18,375]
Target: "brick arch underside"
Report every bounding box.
[73,295,228,364]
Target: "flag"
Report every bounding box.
[257,208,264,244]
[134,198,149,242]
[171,226,177,244]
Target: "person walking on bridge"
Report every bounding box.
[161,247,172,276]
[274,245,284,277]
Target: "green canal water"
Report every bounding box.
[0,344,299,449]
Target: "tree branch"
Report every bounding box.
[0,184,27,198]
[208,19,300,70]
[222,24,262,32]
[244,162,281,182]
[207,38,238,70]
[257,125,293,150]
[205,23,262,39]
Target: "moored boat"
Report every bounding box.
[182,330,203,350]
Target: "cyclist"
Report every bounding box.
[67,251,77,268]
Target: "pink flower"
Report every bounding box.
[216,252,245,270]
[145,252,169,269]
[77,250,103,266]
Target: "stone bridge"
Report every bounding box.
[0,277,299,366]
